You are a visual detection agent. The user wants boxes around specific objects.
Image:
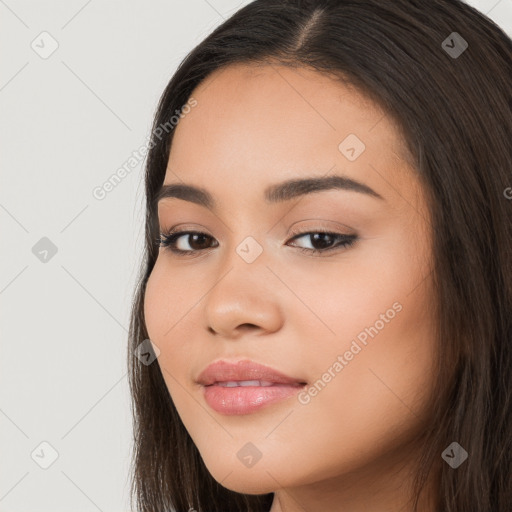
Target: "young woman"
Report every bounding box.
[127,1,512,511]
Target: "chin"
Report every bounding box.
[201,457,281,495]
[214,473,277,495]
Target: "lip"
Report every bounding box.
[197,359,306,386]
[197,359,307,415]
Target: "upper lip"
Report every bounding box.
[197,359,307,386]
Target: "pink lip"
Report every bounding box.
[197,359,305,386]
[197,359,307,415]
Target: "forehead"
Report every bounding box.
[164,62,413,208]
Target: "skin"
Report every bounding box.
[144,62,439,512]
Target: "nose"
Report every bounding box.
[203,252,284,340]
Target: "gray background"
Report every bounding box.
[1,1,511,510]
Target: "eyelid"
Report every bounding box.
[159,222,213,236]
[286,218,354,236]
[160,219,354,240]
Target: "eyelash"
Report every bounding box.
[156,228,357,256]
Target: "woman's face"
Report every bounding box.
[144,63,437,500]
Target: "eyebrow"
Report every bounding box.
[155,174,384,210]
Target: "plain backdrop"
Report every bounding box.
[1,1,511,511]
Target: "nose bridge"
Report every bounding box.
[219,207,270,271]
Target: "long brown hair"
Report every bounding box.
[126,1,512,510]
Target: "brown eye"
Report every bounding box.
[159,231,218,254]
[288,231,358,254]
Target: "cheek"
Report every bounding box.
[280,230,436,459]
[290,288,436,481]
[310,227,434,377]
[143,267,166,342]
[143,260,202,394]
[290,226,431,346]
[143,259,192,341]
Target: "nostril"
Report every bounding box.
[238,323,259,330]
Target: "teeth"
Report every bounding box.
[216,380,275,387]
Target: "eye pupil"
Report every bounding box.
[311,233,334,249]
[189,233,210,250]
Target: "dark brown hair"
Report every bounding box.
[126,1,512,510]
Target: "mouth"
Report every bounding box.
[197,359,307,387]
[197,359,307,415]
[206,380,305,388]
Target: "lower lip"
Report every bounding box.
[202,383,305,415]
